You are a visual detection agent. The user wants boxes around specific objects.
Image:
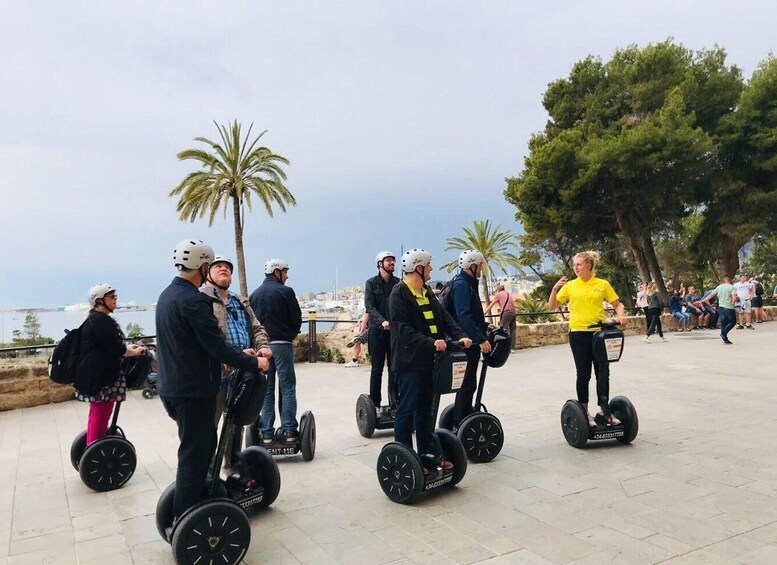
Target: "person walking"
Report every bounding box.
[389,248,471,472]
[486,283,517,351]
[644,282,667,342]
[548,251,627,427]
[156,239,268,521]
[250,258,303,443]
[704,275,738,344]
[364,251,400,415]
[75,284,147,445]
[202,255,272,468]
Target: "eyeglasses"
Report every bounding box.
[104,293,117,299]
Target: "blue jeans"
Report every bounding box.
[394,370,435,457]
[719,307,736,339]
[261,343,298,436]
[672,311,690,328]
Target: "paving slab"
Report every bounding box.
[1,322,777,563]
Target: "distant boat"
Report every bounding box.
[64,303,90,312]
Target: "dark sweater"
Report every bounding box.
[249,275,302,342]
[74,311,127,396]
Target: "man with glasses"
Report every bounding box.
[250,258,303,443]
[202,255,272,468]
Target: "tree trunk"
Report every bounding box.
[720,237,741,278]
[232,196,248,297]
[640,229,668,300]
[480,272,490,306]
[616,208,651,283]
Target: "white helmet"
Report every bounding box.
[173,239,215,270]
[264,258,290,274]
[459,250,485,270]
[88,283,116,307]
[210,255,234,273]
[401,248,432,274]
[375,251,395,266]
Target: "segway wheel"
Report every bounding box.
[457,412,504,463]
[78,436,137,492]
[610,396,639,444]
[438,403,455,431]
[171,500,250,565]
[142,388,153,399]
[435,429,467,486]
[156,482,176,542]
[376,443,423,504]
[300,411,316,461]
[561,400,589,448]
[70,431,88,471]
[241,446,281,509]
[356,394,377,438]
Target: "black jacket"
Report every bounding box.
[156,277,258,399]
[449,272,488,344]
[249,275,302,342]
[74,311,127,396]
[365,274,400,329]
[389,282,465,372]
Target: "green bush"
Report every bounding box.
[514,296,557,323]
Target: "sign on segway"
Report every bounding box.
[451,361,466,390]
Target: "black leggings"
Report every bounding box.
[568,331,607,406]
[646,307,663,337]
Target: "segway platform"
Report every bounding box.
[247,410,316,461]
[561,397,639,447]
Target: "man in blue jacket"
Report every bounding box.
[449,250,492,428]
[156,239,269,521]
[250,258,303,443]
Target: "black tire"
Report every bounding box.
[376,443,424,504]
[172,500,250,565]
[438,403,455,431]
[435,429,467,486]
[241,446,281,509]
[156,482,176,542]
[457,412,504,463]
[356,394,377,438]
[610,396,639,444]
[300,411,316,461]
[79,437,136,492]
[561,400,589,448]
[142,388,153,399]
[70,431,88,471]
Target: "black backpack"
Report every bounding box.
[48,324,84,385]
[755,282,764,297]
[436,278,455,312]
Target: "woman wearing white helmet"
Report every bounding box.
[389,249,472,471]
[75,284,147,445]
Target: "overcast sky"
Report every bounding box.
[1,1,774,309]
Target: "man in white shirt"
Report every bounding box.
[733,274,755,330]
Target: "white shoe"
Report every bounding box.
[661,337,668,342]
[376,407,382,418]
[587,413,596,428]
[643,336,651,343]
[343,360,359,367]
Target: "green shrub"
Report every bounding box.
[514,296,557,323]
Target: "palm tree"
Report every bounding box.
[170,121,294,296]
[443,220,523,303]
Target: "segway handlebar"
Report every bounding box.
[587,320,621,330]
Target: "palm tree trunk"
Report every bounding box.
[232,196,248,297]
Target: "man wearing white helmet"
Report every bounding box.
[202,256,272,468]
[448,250,492,429]
[389,249,471,471]
[364,251,400,415]
[250,258,303,443]
[156,239,269,521]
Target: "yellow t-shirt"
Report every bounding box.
[555,276,619,332]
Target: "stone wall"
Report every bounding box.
[0,358,73,412]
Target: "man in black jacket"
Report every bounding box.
[390,248,471,469]
[156,239,269,520]
[365,250,399,414]
[250,258,303,443]
[449,250,492,428]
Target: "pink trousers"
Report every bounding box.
[87,401,115,445]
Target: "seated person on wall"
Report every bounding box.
[683,286,709,329]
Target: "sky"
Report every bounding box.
[1,1,775,309]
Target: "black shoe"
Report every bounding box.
[284,431,299,443]
[736,325,744,329]
[747,325,755,330]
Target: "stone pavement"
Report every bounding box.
[2,323,777,564]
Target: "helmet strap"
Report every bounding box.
[207,271,230,291]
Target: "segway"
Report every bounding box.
[376,342,469,504]
[560,321,639,448]
[355,369,397,438]
[70,401,137,492]
[438,327,511,463]
[156,369,281,565]
[141,372,158,399]
[246,410,316,461]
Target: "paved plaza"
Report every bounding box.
[2,323,777,564]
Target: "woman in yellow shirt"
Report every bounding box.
[548,251,627,427]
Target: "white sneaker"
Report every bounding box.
[643,336,651,343]
[587,412,596,428]
[376,407,382,418]
[343,360,359,367]
[609,415,622,425]
[661,337,668,342]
